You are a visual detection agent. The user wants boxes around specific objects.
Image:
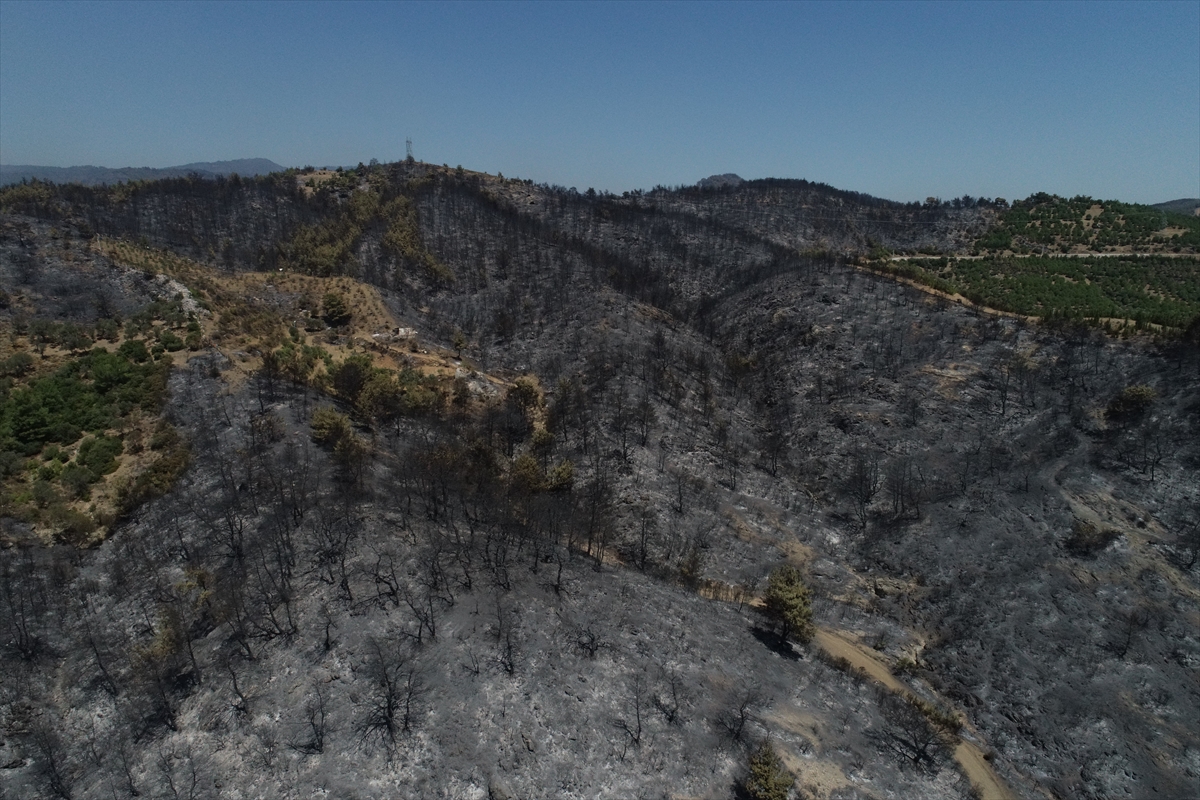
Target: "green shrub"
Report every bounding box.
[509,453,544,494]
[357,371,403,421]
[50,505,96,541]
[118,339,151,363]
[975,229,1012,251]
[310,406,352,446]
[56,323,93,352]
[149,421,179,451]
[397,367,442,416]
[77,435,123,478]
[95,318,121,342]
[0,450,24,477]
[331,353,374,403]
[31,478,58,507]
[60,463,93,499]
[158,329,184,352]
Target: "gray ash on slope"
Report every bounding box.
[1,162,1197,800]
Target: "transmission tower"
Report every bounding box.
[406,138,414,163]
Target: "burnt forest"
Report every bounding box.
[1,160,1198,800]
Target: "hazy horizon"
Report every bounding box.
[1,1,1197,204]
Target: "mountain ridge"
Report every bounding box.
[0,158,285,187]
[0,156,1197,800]
[1151,197,1200,215]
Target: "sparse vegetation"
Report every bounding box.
[975,193,1200,254]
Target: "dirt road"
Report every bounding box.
[813,627,1018,800]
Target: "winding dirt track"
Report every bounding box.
[954,739,1016,800]
[813,627,1018,800]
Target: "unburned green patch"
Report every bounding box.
[882,255,1200,329]
[0,348,168,456]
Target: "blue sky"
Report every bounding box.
[1,0,1197,203]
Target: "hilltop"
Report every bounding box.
[1152,198,1200,215]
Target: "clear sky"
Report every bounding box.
[1,0,1197,203]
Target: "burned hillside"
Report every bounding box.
[1,164,1198,800]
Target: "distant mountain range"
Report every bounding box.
[0,158,285,187]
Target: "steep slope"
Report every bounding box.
[1,161,1198,800]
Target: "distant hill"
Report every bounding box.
[696,173,744,190]
[970,192,1200,255]
[1152,198,1200,215]
[0,158,285,186]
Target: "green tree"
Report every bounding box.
[507,375,544,416]
[1106,384,1155,427]
[77,435,122,478]
[0,352,34,378]
[310,406,351,447]
[60,463,93,500]
[322,292,351,327]
[331,353,374,405]
[358,371,403,424]
[745,740,794,800]
[509,452,545,495]
[118,339,151,363]
[764,564,814,643]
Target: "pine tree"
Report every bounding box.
[322,292,351,327]
[745,740,794,800]
[764,564,814,643]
